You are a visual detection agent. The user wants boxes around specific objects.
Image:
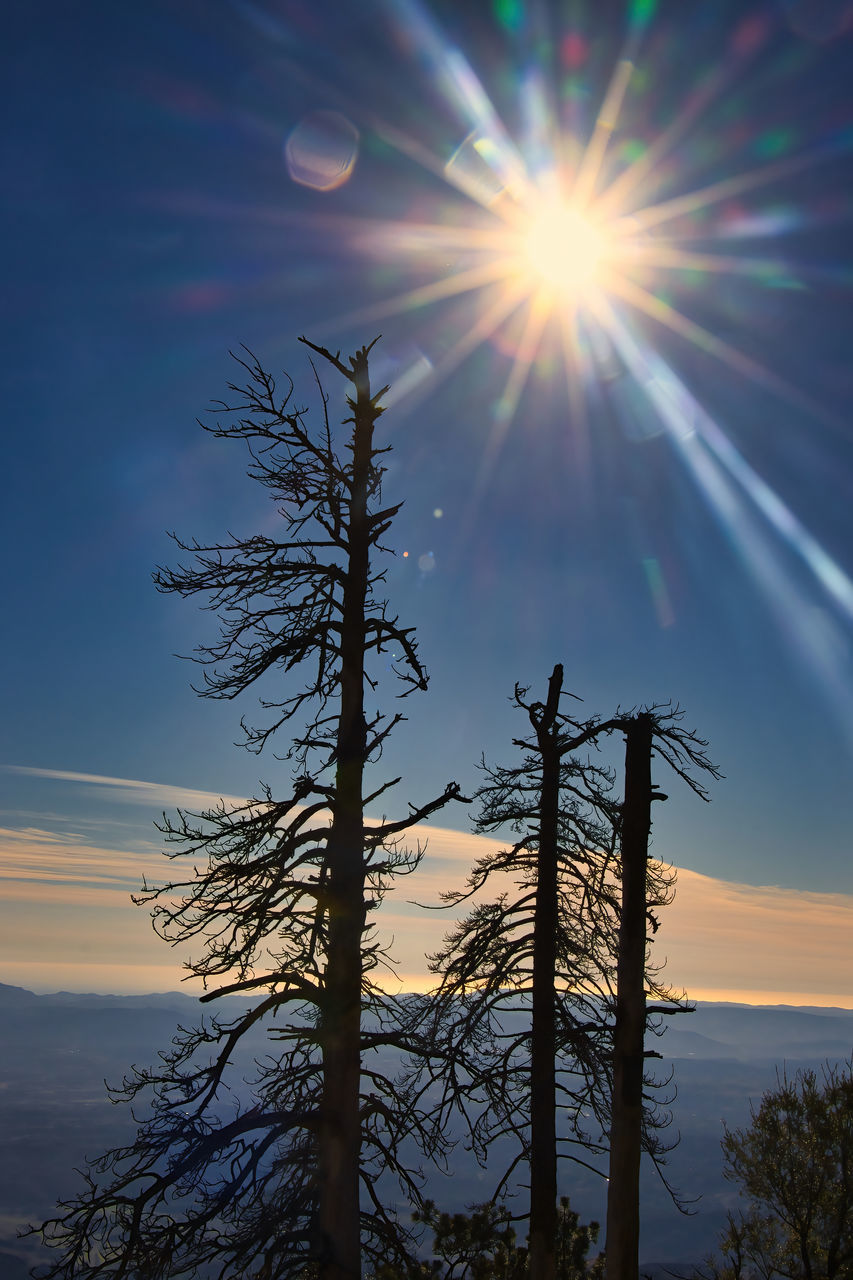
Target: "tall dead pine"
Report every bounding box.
[604,710,719,1280]
[32,339,461,1280]
[605,712,653,1280]
[422,668,620,1280]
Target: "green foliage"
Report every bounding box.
[699,1060,853,1280]
[412,1200,525,1280]
[372,1197,604,1280]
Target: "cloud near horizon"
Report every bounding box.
[0,768,850,1006]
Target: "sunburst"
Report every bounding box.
[288,1,853,730]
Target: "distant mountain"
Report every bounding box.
[0,981,201,1011]
[658,1002,853,1062]
[0,982,42,1005]
[0,985,849,1275]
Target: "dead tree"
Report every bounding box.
[527,665,569,1280]
[603,710,718,1280]
[605,712,654,1280]
[31,339,460,1280]
[420,667,619,1280]
[419,679,717,1280]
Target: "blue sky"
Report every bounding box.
[1,0,852,1000]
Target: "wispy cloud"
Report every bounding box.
[1,769,850,1005]
[659,866,853,1005]
[3,765,247,813]
[0,825,167,889]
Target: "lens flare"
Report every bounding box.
[271,1,852,732]
[285,110,359,191]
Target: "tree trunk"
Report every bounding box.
[605,713,653,1280]
[529,664,563,1280]
[317,349,375,1280]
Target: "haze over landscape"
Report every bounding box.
[2,985,852,1277]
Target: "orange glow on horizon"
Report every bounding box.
[1,776,851,1008]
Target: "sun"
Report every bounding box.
[519,198,610,301]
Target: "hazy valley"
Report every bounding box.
[1,984,850,1278]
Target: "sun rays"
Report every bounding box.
[210,0,853,734]
[304,16,825,432]
[277,0,853,734]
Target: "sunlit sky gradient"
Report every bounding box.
[1,0,852,1004]
[2,768,852,1006]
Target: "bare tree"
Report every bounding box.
[603,706,719,1280]
[417,667,616,1280]
[30,339,460,1280]
[416,673,717,1280]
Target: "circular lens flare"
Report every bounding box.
[522,200,607,297]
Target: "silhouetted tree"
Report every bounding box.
[417,667,616,1280]
[30,339,460,1280]
[418,671,717,1280]
[694,1061,853,1280]
[603,707,718,1280]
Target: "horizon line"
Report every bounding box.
[2,974,851,1012]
